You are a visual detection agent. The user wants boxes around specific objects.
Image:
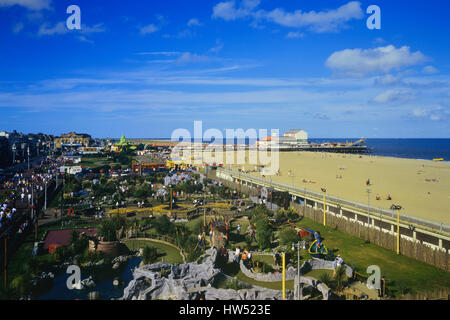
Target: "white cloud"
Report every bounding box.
[0,0,51,10]
[81,23,106,34]
[77,36,94,44]
[373,74,402,86]
[213,1,363,32]
[137,51,181,56]
[175,52,210,64]
[259,1,363,32]
[140,24,158,35]
[422,65,439,74]
[326,45,428,77]
[38,22,106,37]
[209,39,224,53]
[372,89,414,103]
[373,37,386,44]
[286,31,304,39]
[187,18,202,27]
[38,21,66,36]
[412,105,448,121]
[212,0,260,20]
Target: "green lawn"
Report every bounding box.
[122,239,184,264]
[294,217,450,294]
[220,261,294,290]
[5,241,55,287]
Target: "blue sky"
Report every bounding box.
[0,0,449,138]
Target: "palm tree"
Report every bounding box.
[334,266,347,293]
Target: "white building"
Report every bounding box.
[284,129,308,142]
[59,166,82,175]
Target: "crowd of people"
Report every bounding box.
[0,158,58,237]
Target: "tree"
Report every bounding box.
[319,271,333,288]
[142,246,158,265]
[154,215,175,235]
[69,230,80,245]
[252,215,273,250]
[279,227,300,247]
[98,215,127,241]
[334,266,347,293]
[10,274,32,298]
[133,183,152,200]
[54,245,72,263]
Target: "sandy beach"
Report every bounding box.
[202,150,450,225]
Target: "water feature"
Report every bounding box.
[38,257,142,300]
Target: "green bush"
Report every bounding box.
[72,237,89,255]
[319,271,333,287]
[186,249,202,263]
[142,246,158,265]
[98,215,127,241]
[154,215,175,235]
[54,245,72,263]
[279,227,300,247]
[252,215,273,250]
[10,274,32,298]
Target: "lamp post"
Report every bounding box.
[292,241,301,300]
[391,204,402,255]
[12,143,16,165]
[27,146,30,171]
[44,180,47,210]
[321,188,327,226]
[366,189,371,226]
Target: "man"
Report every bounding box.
[234,246,241,263]
[333,255,344,276]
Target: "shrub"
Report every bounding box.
[142,246,159,265]
[275,213,288,225]
[72,237,89,255]
[154,215,175,235]
[54,245,72,263]
[253,216,273,250]
[98,215,127,241]
[69,230,80,245]
[279,227,300,247]
[10,274,32,298]
[186,248,202,263]
[319,271,333,287]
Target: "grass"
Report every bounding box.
[5,236,55,288]
[220,262,295,291]
[5,218,101,287]
[294,217,450,295]
[122,239,183,264]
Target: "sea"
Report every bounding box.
[311,138,450,162]
[141,138,450,162]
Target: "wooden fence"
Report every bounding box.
[212,171,449,272]
[292,203,449,272]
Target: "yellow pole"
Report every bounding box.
[170,187,173,215]
[397,209,400,255]
[282,253,286,300]
[323,191,326,226]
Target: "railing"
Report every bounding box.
[217,168,450,235]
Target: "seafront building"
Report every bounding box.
[258,129,309,149]
[54,132,93,149]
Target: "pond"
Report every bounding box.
[38,257,142,300]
